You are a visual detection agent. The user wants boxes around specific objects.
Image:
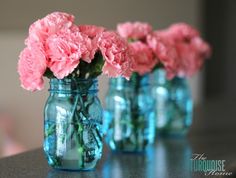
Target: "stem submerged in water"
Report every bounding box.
[130,73,142,150]
[44,77,102,170]
[69,79,94,168]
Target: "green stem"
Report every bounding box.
[73,109,84,167]
[130,73,141,150]
[71,79,94,168]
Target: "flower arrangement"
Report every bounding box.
[147,23,211,79]
[17,12,135,170]
[103,22,159,151]
[106,21,212,140]
[117,22,158,75]
[117,22,211,78]
[18,12,132,91]
[16,11,212,167]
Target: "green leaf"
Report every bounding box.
[77,61,90,78]
[78,123,83,132]
[44,68,55,79]
[76,52,104,79]
[153,63,164,71]
[87,52,105,78]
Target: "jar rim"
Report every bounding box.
[49,77,98,94]
[49,78,98,84]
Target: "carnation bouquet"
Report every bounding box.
[117,21,211,79]
[104,21,212,146]
[145,23,211,135]
[18,12,132,91]
[103,22,158,151]
[17,12,133,170]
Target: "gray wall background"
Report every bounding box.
[205,0,236,100]
[0,0,203,151]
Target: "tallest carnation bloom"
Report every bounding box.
[26,12,76,45]
[18,12,82,90]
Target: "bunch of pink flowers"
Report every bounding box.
[18,12,212,91]
[117,22,211,78]
[18,12,133,91]
[117,22,158,75]
[147,23,212,79]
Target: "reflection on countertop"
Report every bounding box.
[102,138,192,178]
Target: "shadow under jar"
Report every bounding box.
[104,74,156,152]
[152,69,193,137]
[44,78,103,171]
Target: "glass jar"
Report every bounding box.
[152,68,193,136]
[43,78,103,170]
[104,74,156,152]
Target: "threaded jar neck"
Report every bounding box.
[152,68,168,85]
[49,78,98,94]
[109,73,150,90]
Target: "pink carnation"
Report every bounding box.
[176,37,211,77]
[147,31,179,79]
[117,22,152,40]
[80,36,98,62]
[46,30,97,79]
[18,12,136,92]
[192,37,211,59]
[167,23,199,41]
[18,43,47,91]
[77,25,105,61]
[168,23,211,77]
[98,31,133,79]
[129,41,157,75]
[25,12,77,45]
[79,25,105,38]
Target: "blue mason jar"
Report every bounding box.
[43,78,103,170]
[152,69,193,136]
[104,74,156,152]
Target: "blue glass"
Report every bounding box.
[152,68,193,136]
[43,78,103,171]
[104,74,156,152]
